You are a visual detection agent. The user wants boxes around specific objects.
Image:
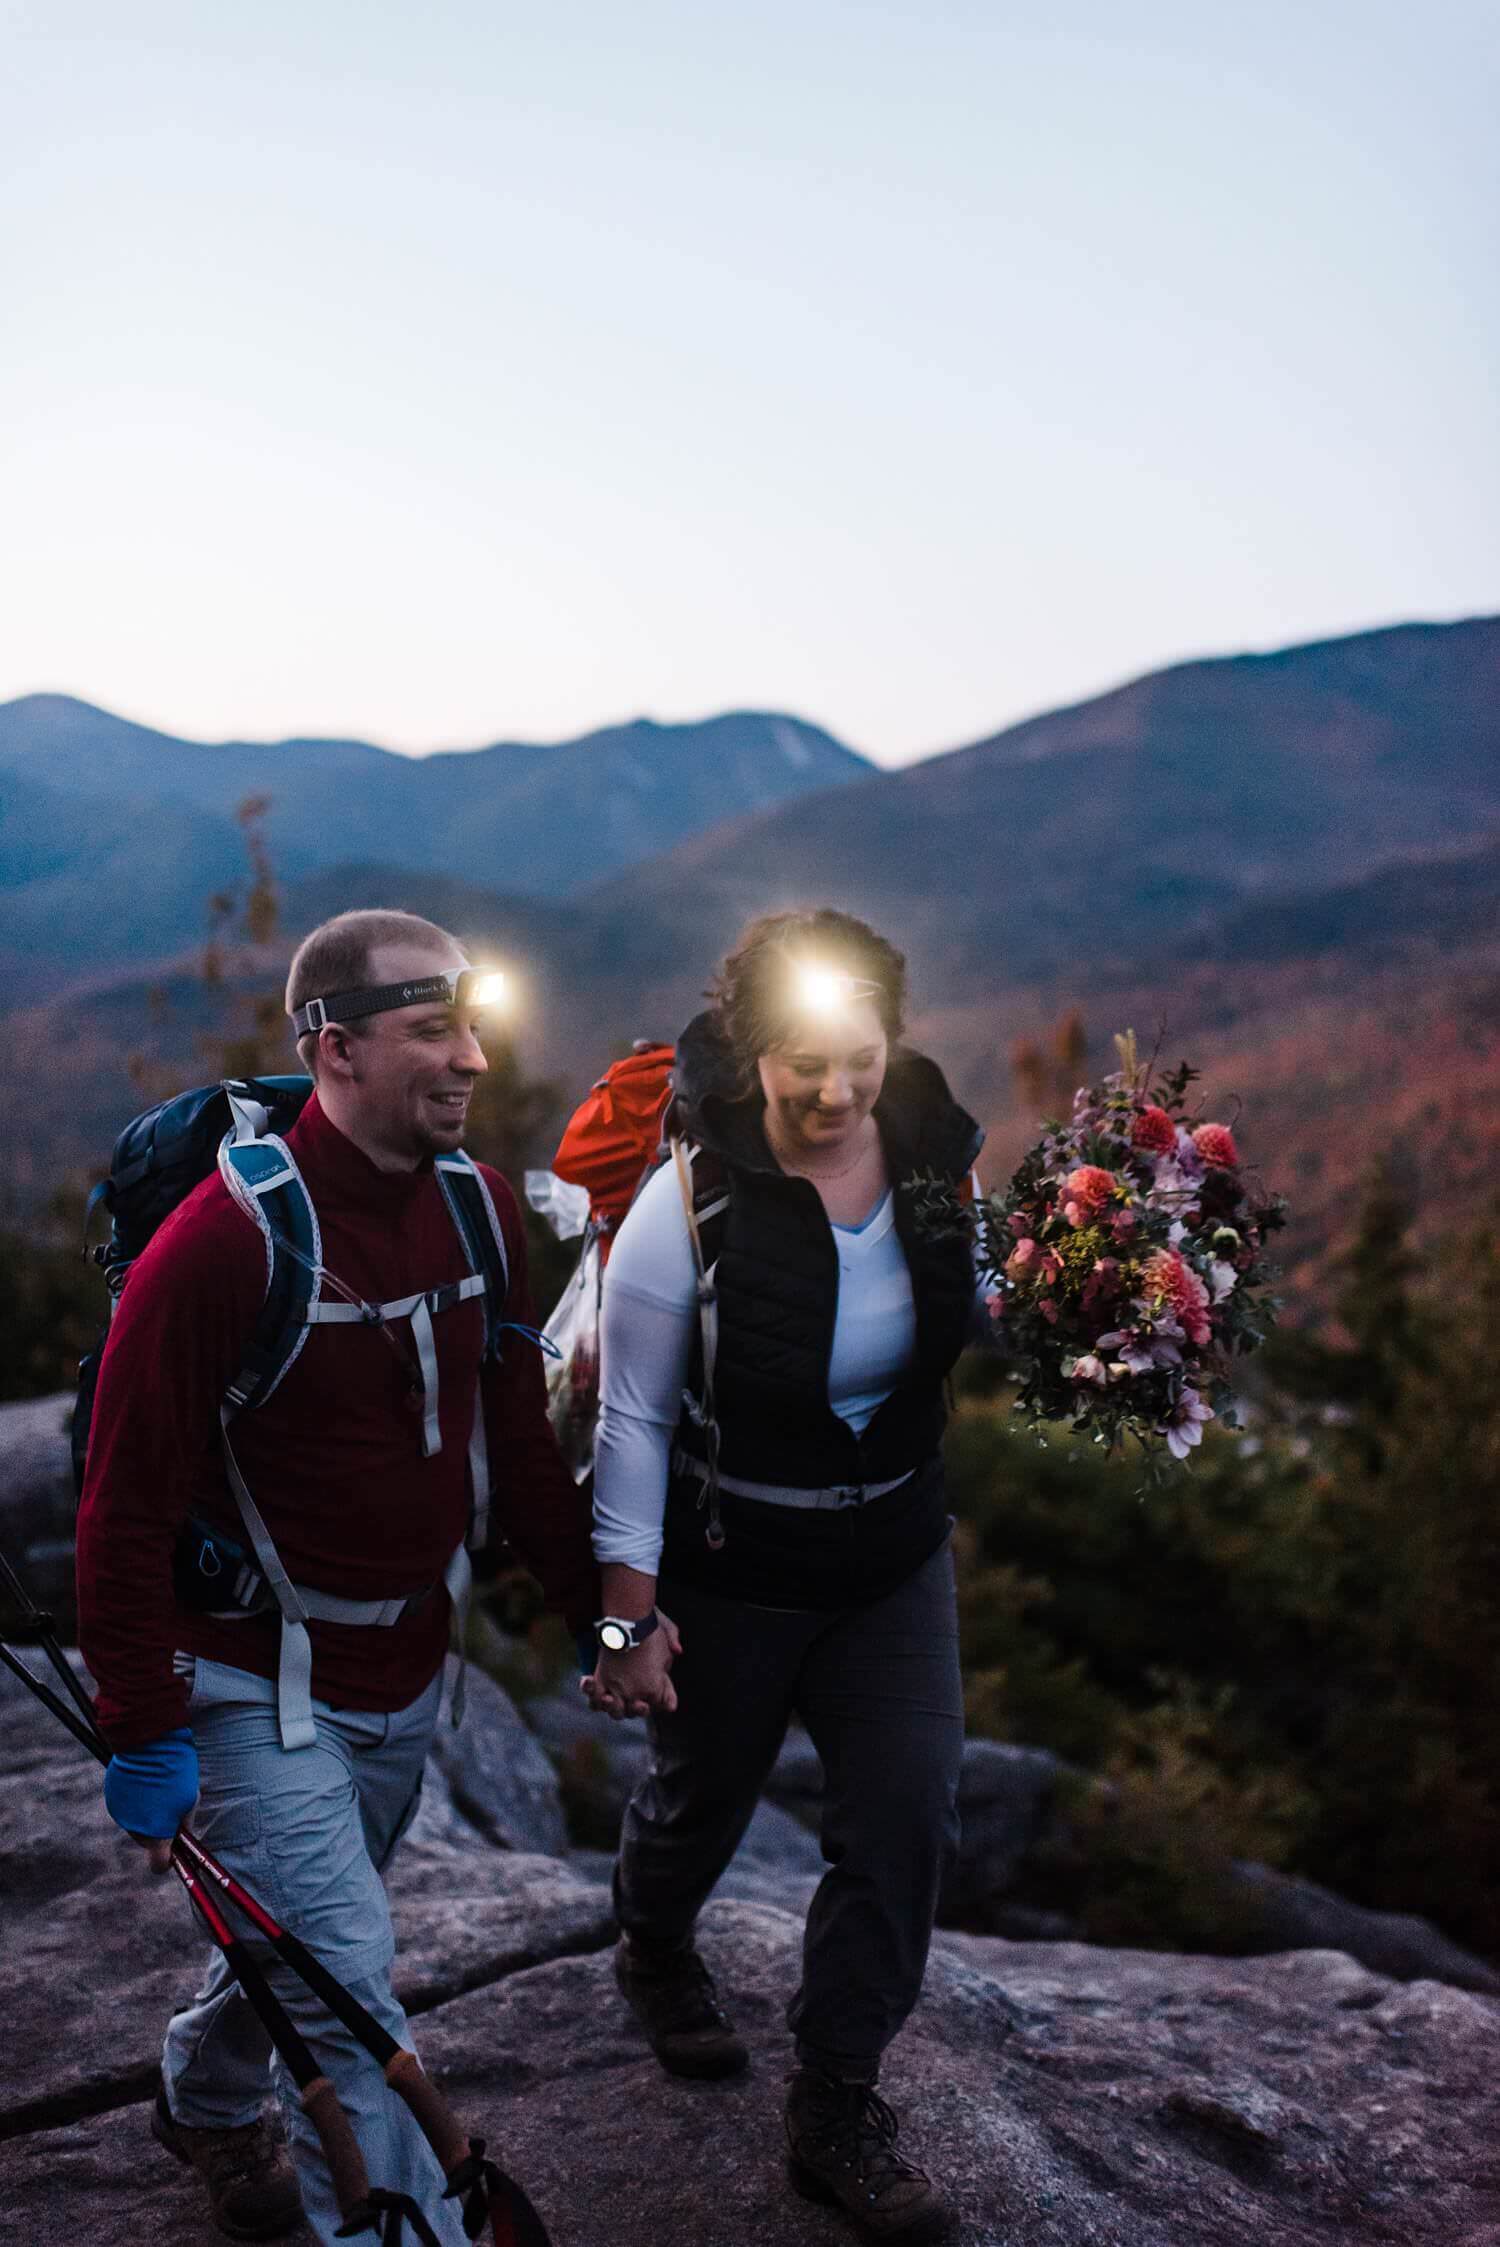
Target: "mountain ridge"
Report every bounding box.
[0,699,871,983]
[4,615,1496,1310]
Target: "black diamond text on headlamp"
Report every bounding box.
[291,968,506,1037]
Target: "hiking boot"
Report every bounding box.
[151,2089,303,2241]
[785,2067,955,2243]
[614,1933,749,2079]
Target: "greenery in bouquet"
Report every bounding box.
[927,1031,1287,1468]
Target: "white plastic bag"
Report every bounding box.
[541,1225,604,1482]
[524,1169,592,1241]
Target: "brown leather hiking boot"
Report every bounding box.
[152,2089,304,2241]
[614,1933,749,2079]
[785,2067,955,2243]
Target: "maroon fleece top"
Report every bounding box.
[76,1092,597,1749]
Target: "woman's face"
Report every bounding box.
[757,998,889,1158]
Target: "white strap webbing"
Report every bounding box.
[220,1407,315,1751]
[467,1394,490,1552]
[304,1278,487,1322]
[219,1407,436,1751]
[443,1542,473,1729]
[305,1275,485,1461]
[409,1296,440,1456]
[670,1445,915,1510]
[225,1085,271,1145]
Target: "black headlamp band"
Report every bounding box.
[292,973,467,1037]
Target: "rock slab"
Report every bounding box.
[10,1904,1500,2246]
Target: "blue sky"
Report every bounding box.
[3,0,1495,764]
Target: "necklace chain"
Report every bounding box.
[766,1119,876,1183]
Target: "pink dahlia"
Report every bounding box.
[1192,1122,1240,1169]
[1140,1247,1213,1346]
[1162,1387,1215,1461]
[1062,1165,1116,1226]
[1131,1105,1177,1155]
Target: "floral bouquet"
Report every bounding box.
[943,1031,1286,1466]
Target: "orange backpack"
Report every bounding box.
[541,1042,741,1487]
[551,1042,676,1260]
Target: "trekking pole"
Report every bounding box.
[0,1561,553,2246]
[167,1849,442,2244]
[0,1636,443,2245]
[0,1635,103,1754]
[167,1824,553,2246]
[0,1541,100,1730]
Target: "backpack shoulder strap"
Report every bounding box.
[687,1145,729,1261]
[433,1151,511,1357]
[216,1130,321,1412]
[434,1150,512,1563]
[669,1137,728,1551]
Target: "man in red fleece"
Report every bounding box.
[76,908,597,2245]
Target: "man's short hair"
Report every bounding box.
[285,910,463,1070]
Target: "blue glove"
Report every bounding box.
[103,1728,199,1841]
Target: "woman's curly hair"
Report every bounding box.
[706,907,907,1088]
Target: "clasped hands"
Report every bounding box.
[581,1609,683,1721]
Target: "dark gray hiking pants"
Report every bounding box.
[614,1537,964,2080]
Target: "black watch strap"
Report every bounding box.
[595,1609,659,1655]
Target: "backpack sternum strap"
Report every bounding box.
[306,1276,487,1458]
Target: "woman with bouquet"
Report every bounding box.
[584,906,982,2247]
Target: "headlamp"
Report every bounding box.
[789,962,880,1019]
[292,966,508,1037]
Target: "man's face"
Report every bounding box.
[334,941,490,1167]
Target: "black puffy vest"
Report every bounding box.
[670,1012,983,1491]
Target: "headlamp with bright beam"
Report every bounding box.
[788,961,881,1020]
[291,967,509,1037]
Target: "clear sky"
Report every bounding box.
[3,0,1495,765]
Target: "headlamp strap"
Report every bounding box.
[291,974,463,1037]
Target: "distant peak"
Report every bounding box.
[0,691,114,720]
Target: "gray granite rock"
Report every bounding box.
[0,1389,77,1628]
[1229,1858,1500,1998]
[0,1671,612,2140]
[19,1905,1495,2247]
[7,1640,1500,2246]
[766,1721,1500,1997]
[566,1798,825,1919]
[524,1683,652,1835]
[426,1658,570,1857]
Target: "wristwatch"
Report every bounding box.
[595,1609,660,1655]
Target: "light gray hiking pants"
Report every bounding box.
[615,1536,965,2080]
[162,1656,465,2247]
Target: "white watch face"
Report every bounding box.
[600,1622,629,1652]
